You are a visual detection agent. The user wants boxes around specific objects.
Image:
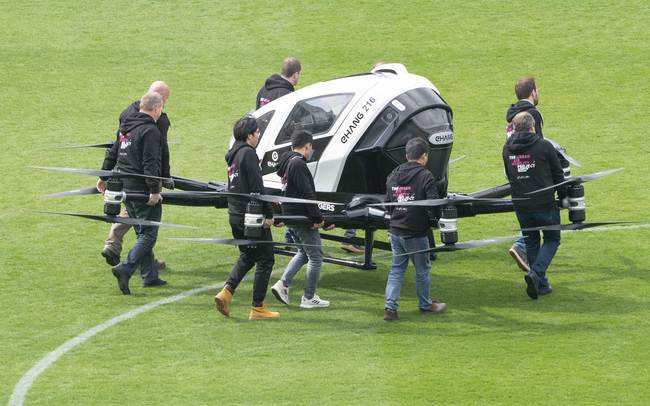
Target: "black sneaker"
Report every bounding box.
[524,272,539,300]
[111,265,131,295]
[384,308,399,321]
[101,248,120,266]
[143,278,168,288]
[538,285,553,296]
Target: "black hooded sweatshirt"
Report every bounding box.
[276,151,322,224]
[256,74,294,109]
[506,100,544,137]
[503,131,567,213]
[102,100,171,178]
[385,161,439,238]
[225,141,273,223]
[105,112,162,193]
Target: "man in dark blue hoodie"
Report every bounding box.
[213,115,280,320]
[255,57,301,109]
[383,137,447,321]
[503,112,567,299]
[102,91,167,295]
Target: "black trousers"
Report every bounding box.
[226,222,275,306]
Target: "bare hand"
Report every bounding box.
[273,221,285,227]
[147,193,162,206]
[263,218,274,228]
[312,221,324,230]
[324,223,336,231]
[96,179,106,193]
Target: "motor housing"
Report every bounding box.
[104,178,124,216]
[568,184,586,223]
[244,199,265,238]
[439,205,458,245]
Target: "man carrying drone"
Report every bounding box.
[214,115,280,320]
[97,91,168,294]
[503,111,566,299]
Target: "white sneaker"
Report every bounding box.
[271,280,290,305]
[300,294,330,309]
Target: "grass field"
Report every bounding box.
[1,1,649,404]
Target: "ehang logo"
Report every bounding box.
[271,151,279,161]
[428,131,454,145]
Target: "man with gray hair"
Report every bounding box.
[382,137,447,321]
[98,81,172,268]
[99,91,167,294]
[255,57,301,109]
[503,111,567,299]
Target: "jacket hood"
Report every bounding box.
[393,161,429,185]
[505,131,541,152]
[119,111,156,134]
[264,74,294,92]
[506,100,536,122]
[276,151,303,178]
[225,141,254,165]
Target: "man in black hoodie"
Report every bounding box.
[98,81,172,268]
[270,130,331,309]
[383,137,447,321]
[213,115,280,320]
[503,112,566,299]
[100,91,167,295]
[256,57,301,109]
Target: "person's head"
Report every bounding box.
[291,130,313,158]
[515,76,538,105]
[149,80,170,105]
[512,111,536,133]
[282,57,301,86]
[405,137,429,165]
[139,91,164,121]
[233,115,260,147]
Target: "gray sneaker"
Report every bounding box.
[509,245,530,272]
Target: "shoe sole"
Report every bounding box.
[509,249,530,272]
[299,303,330,309]
[111,268,130,295]
[102,251,120,266]
[249,314,281,320]
[214,296,230,317]
[271,287,289,305]
[524,274,539,300]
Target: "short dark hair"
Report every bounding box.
[291,129,313,149]
[405,137,429,161]
[233,115,258,142]
[512,111,535,133]
[515,76,536,100]
[282,57,301,77]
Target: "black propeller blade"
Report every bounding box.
[41,211,197,228]
[526,167,624,195]
[449,155,466,165]
[165,237,322,248]
[58,142,114,149]
[368,194,521,207]
[179,190,343,206]
[393,235,517,257]
[31,166,171,181]
[520,221,636,232]
[46,186,100,198]
[546,138,582,167]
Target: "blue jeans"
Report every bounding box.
[516,208,561,289]
[121,200,161,284]
[513,235,527,252]
[385,234,434,311]
[280,226,323,299]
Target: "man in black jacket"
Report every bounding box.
[99,91,167,294]
[270,130,330,309]
[98,81,172,268]
[255,57,301,109]
[503,112,566,299]
[213,115,280,320]
[383,137,447,321]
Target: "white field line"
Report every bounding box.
[9,282,223,406]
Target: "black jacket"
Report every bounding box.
[102,101,171,178]
[256,74,294,109]
[503,131,567,213]
[385,161,439,238]
[276,151,322,224]
[103,112,162,193]
[506,100,544,137]
[225,141,273,222]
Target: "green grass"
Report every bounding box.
[1,0,649,404]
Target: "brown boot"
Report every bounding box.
[384,308,399,321]
[214,287,233,317]
[249,304,280,320]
